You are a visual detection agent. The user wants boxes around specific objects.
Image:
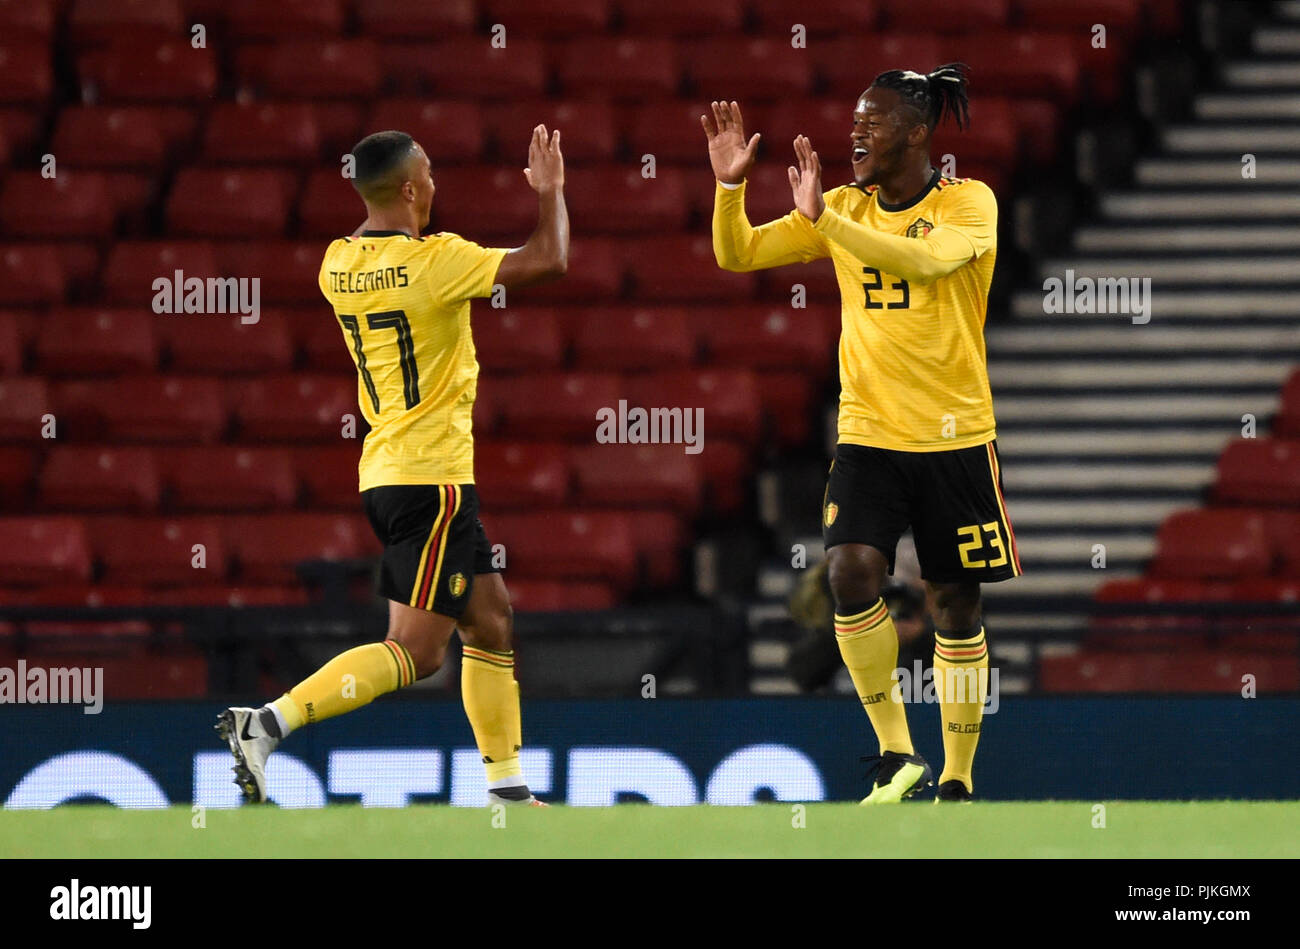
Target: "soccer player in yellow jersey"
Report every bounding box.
[218,126,568,806]
[703,65,1021,803]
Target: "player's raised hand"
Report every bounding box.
[700,100,761,185]
[523,124,564,194]
[788,135,826,222]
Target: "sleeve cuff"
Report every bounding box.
[717,179,744,191]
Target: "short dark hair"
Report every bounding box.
[868,63,970,131]
[348,130,416,203]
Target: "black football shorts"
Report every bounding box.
[361,484,498,618]
[822,440,1022,584]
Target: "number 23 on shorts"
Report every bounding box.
[956,521,1009,570]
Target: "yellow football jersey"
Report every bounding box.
[318,230,507,490]
[713,172,998,451]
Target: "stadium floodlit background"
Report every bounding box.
[0,0,1298,820]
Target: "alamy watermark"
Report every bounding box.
[1042,269,1151,324]
[1,661,103,714]
[151,270,261,324]
[595,400,703,454]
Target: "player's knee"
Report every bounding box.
[826,547,888,610]
[462,601,513,653]
[928,583,982,631]
[388,633,445,681]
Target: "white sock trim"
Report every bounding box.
[265,702,290,738]
[487,773,527,791]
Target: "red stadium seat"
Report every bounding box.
[946,32,1081,104]
[0,170,115,238]
[101,241,220,306]
[383,40,548,98]
[506,579,617,611]
[94,652,209,700]
[166,169,294,237]
[557,38,679,98]
[309,102,364,157]
[0,44,51,105]
[433,166,540,239]
[1273,369,1300,437]
[35,307,156,376]
[1230,577,1300,635]
[299,168,366,238]
[1091,577,1234,636]
[40,446,160,512]
[820,35,943,97]
[628,100,750,164]
[88,515,228,586]
[764,100,854,172]
[624,509,689,586]
[220,0,345,39]
[932,97,1018,165]
[67,0,184,46]
[162,446,297,512]
[369,100,485,162]
[482,0,610,34]
[627,236,758,302]
[0,377,50,440]
[0,517,92,585]
[202,102,321,164]
[78,40,217,103]
[757,255,841,303]
[1038,649,1299,693]
[879,0,1008,31]
[498,372,622,439]
[1270,510,1300,577]
[487,510,638,588]
[50,106,196,170]
[0,245,66,304]
[232,374,358,441]
[570,444,704,513]
[474,441,571,509]
[751,0,877,34]
[1016,0,1142,33]
[0,0,56,43]
[698,438,753,515]
[622,0,743,35]
[0,312,23,373]
[516,238,624,303]
[1149,509,1271,580]
[299,315,357,374]
[160,313,296,374]
[0,106,41,156]
[147,584,312,607]
[235,40,382,100]
[1214,438,1300,505]
[687,38,814,99]
[216,240,324,305]
[55,377,228,442]
[0,446,36,509]
[293,444,360,509]
[626,368,761,442]
[223,513,376,585]
[757,369,819,446]
[484,100,618,162]
[572,306,696,370]
[356,0,478,37]
[701,305,833,371]
[566,167,689,235]
[473,308,565,371]
[1013,98,1062,164]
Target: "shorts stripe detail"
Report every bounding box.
[986,443,1023,576]
[463,646,514,669]
[834,599,891,636]
[412,486,461,610]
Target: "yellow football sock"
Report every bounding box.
[933,627,990,792]
[272,640,416,734]
[836,600,914,755]
[461,645,523,784]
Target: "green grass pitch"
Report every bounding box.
[2,802,1297,858]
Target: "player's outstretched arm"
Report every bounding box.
[495,124,569,290]
[789,135,985,285]
[704,101,825,272]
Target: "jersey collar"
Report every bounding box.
[862,167,941,213]
[359,229,412,238]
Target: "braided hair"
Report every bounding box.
[868,63,970,131]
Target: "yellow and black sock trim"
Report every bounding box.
[381,639,417,687]
[935,628,988,664]
[834,599,891,637]
[462,645,514,669]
